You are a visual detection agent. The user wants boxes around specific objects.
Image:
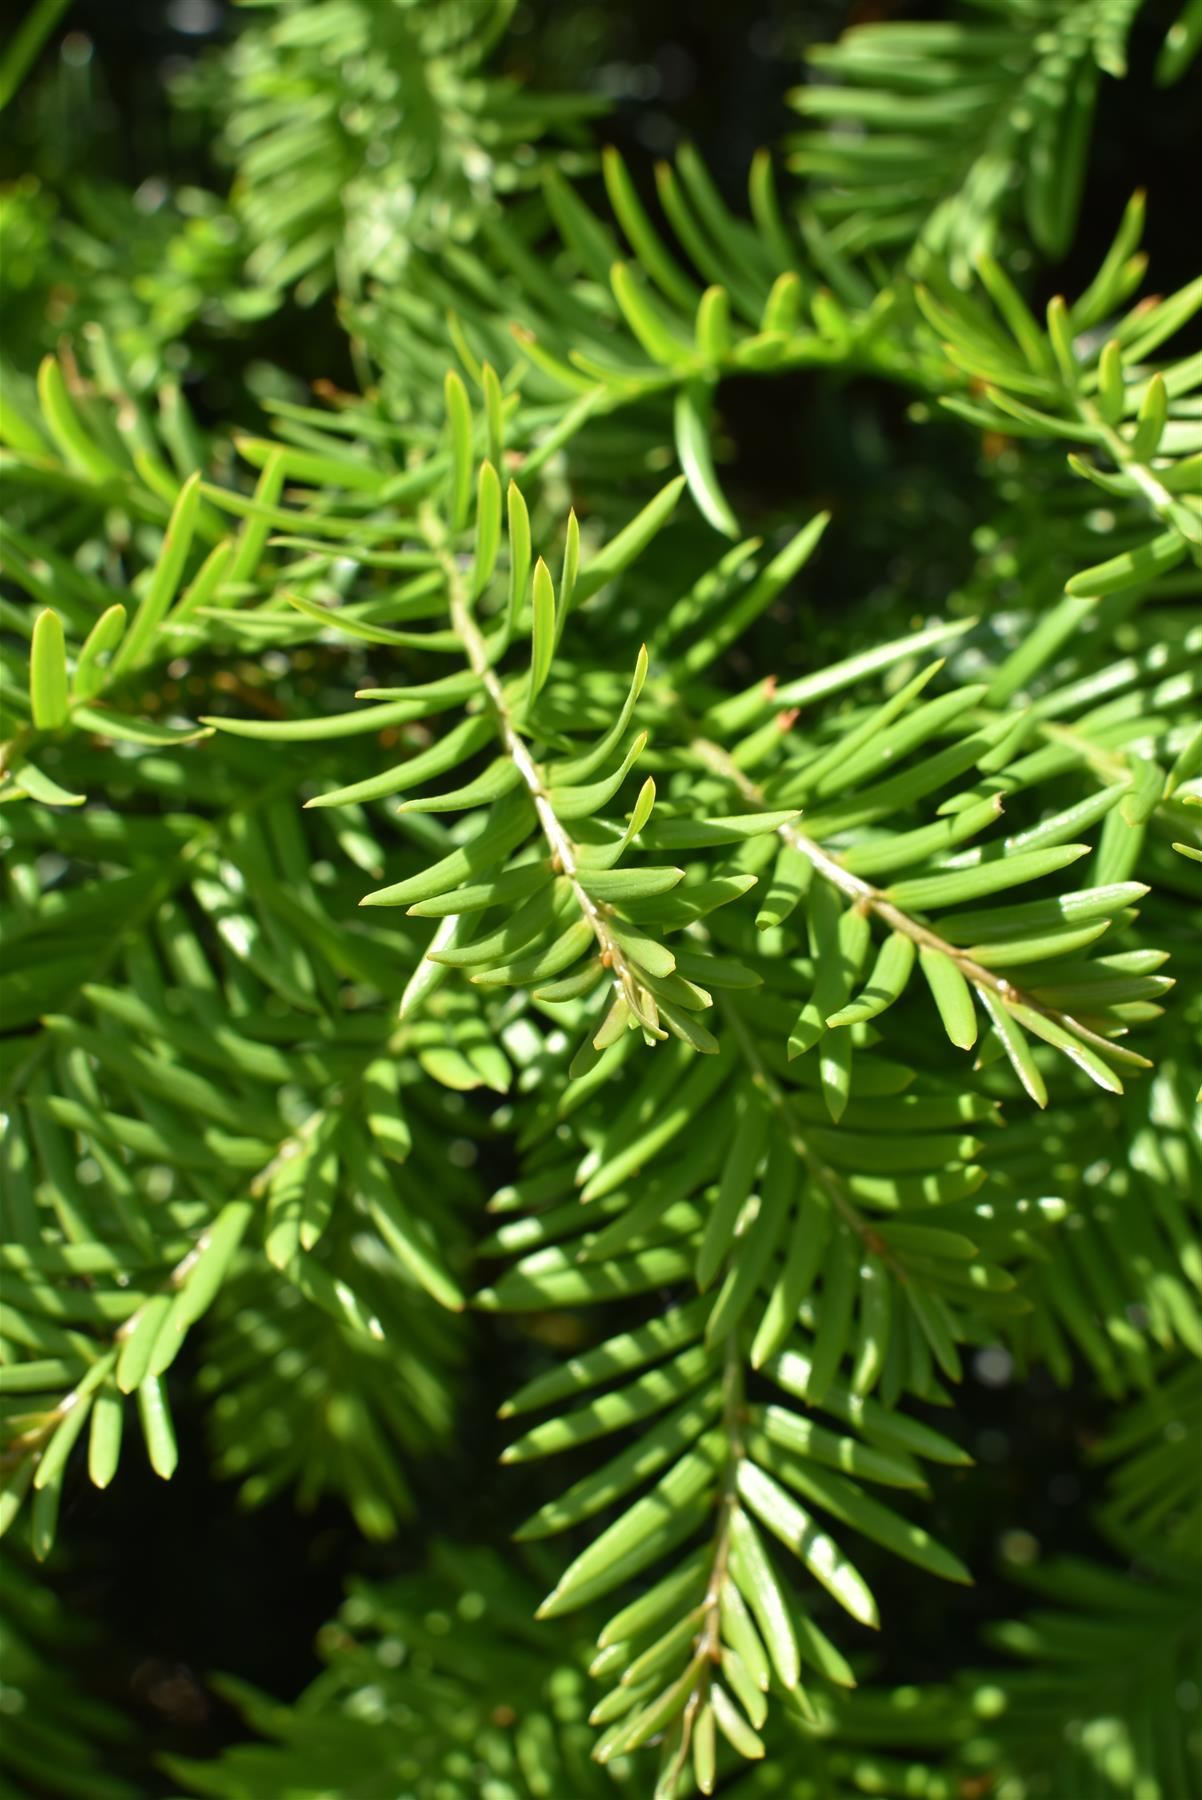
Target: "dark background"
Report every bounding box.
[27,0,1202,287]
[6,1,1199,1788]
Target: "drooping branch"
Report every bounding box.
[690,735,1146,1077]
[423,505,649,1021]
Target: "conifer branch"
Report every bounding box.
[423,505,652,1024]
[691,735,1148,1077]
